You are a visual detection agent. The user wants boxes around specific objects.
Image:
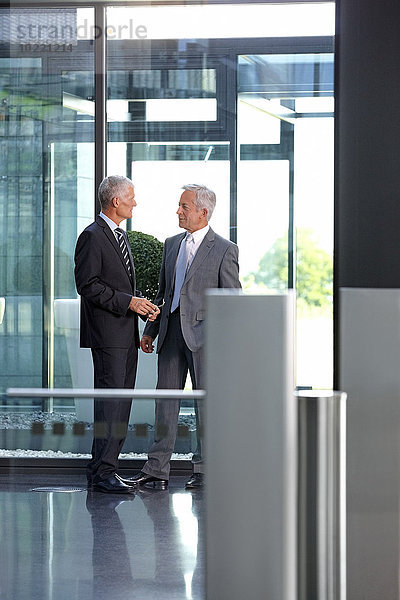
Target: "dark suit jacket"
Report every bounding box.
[74,215,139,349]
[144,227,241,353]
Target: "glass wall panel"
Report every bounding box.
[107,4,335,40]
[294,110,334,388]
[0,8,94,456]
[1,2,334,460]
[238,53,334,388]
[0,57,45,396]
[108,69,217,123]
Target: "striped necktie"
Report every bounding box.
[115,228,131,276]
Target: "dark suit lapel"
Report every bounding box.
[184,228,215,284]
[96,216,134,286]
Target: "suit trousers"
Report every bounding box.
[143,311,205,480]
[88,338,138,483]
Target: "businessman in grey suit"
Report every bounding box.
[130,184,241,489]
[74,175,160,493]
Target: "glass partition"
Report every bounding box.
[0,46,95,402]
[237,53,334,388]
[0,7,95,457]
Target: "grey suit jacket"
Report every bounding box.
[143,227,241,353]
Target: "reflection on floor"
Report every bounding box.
[0,473,204,600]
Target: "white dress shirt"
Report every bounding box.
[185,224,210,270]
[99,211,120,242]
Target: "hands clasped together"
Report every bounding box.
[129,296,160,322]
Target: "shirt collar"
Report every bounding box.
[99,211,119,234]
[187,224,210,244]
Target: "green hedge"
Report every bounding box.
[127,230,164,300]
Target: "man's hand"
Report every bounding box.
[129,297,160,321]
[141,335,155,353]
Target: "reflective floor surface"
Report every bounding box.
[0,473,204,600]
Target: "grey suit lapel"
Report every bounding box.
[168,233,186,283]
[184,228,215,284]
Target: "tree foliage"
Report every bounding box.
[244,228,333,308]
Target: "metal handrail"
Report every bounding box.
[6,387,206,400]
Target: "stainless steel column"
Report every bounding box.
[296,390,347,600]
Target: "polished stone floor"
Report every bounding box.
[0,473,204,600]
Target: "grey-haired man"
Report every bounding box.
[128,184,241,489]
[74,175,160,493]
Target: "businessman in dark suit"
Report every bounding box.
[130,184,241,489]
[74,175,160,493]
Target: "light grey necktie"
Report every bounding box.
[171,233,194,312]
[115,228,131,276]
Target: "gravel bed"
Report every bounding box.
[0,412,196,430]
[0,412,196,459]
[0,449,192,459]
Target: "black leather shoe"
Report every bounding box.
[126,471,168,489]
[92,475,135,494]
[115,473,138,486]
[185,473,204,489]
